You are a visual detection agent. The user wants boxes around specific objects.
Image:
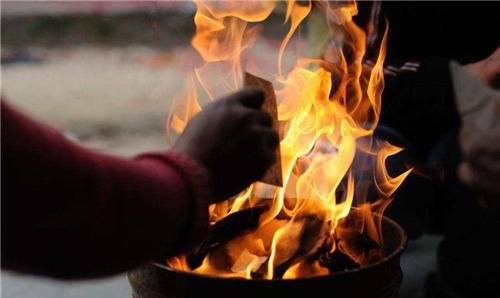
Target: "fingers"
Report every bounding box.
[461,125,500,160]
[236,107,272,127]
[260,127,280,149]
[221,88,271,126]
[458,162,500,194]
[239,108,279,151]
[459,124,500,194]
[253,111,273,126]
[459,155,500,193]
[233,91,279,160]
[227,88,265,109]
[251,126,280,152]
[191,88,279,202]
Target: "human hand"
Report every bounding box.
[454,47,500,196]
[172,88,279,203]
[458,109,500,195]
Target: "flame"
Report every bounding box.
[283,259,329,279]
[374,141,413,198]
[167,0,411,279]
[167,74,201,140]
[277,0,312,79]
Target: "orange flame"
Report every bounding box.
[167,0,411,279]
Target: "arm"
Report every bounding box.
[456,47,500,198]
[1,102,209,278]
[1,88,279,279]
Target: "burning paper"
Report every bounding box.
[167,0,412,279]
[244,72,283,187]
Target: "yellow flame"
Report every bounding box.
[277,0,312,79]
[375,141,413,198]
[191,0,275,99]
[283,259,329,279]
[167,74,201,139]
[167,0,411,279]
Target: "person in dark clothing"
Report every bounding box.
[351,2,500,297]
[1,88,279,279]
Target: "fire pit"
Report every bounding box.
[129,213,406,298]
[130,1,413,297]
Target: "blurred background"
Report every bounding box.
[1,1,440,297]
[2,1,198,158]
[2,2,195,297]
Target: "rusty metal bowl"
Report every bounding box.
[128,214,407,298]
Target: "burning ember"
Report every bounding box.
[166,0,411,280]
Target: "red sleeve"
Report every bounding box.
[1,101,210,279]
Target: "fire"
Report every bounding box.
[167,0,411,279]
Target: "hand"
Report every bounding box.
[172,88,279,203]
[458,114,500,195]
[458,47,500,196]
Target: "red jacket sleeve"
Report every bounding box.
[1,102,210,279]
